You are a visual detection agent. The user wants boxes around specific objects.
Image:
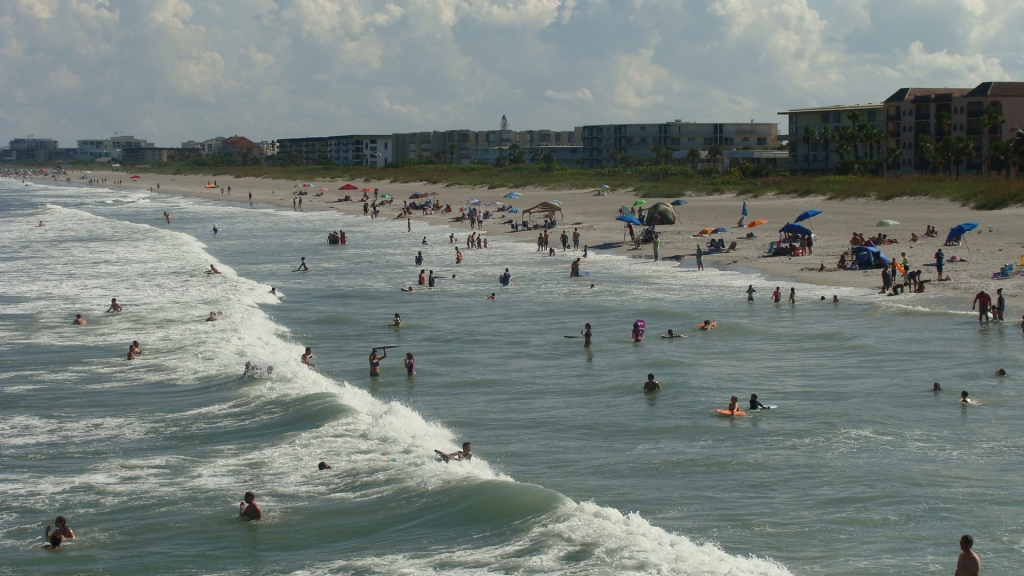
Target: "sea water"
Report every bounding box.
[1,181,1022,575]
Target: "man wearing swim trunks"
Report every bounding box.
[106,298,123,313]
[995,288,1005,321]
[972,290,991,322]
[935,248,944,280]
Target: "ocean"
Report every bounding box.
[1,180,1022,575]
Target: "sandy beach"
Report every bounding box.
[54,169,1024,303]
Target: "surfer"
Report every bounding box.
[960,390,972,404]
[996,367,1007,376]
[369,348,386,377]
[269,287,278,296]
[208,265,222,275]
[438,442,472,462]
[73,314,86,326]
[955,534,980,576]
[44,516,74,549]
[664,329,680,338]
[295,257,309,272]
[401,286,415,292]
[643,374,661,392]
[749,394,767,410]
[404,352,415,375]
[239,492,263,521]
[301,347,315,367]
[727,396,740,414]
[582,323,592,348]
[390,313,401,327]
[106,298,123,313]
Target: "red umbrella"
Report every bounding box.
[339,184,358,190]
[130,174,141,179]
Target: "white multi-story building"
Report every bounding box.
[77,136,154,161]
[276,135,392,167]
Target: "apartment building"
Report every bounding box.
[393,130,476,164]
[580,121,779,168]
[277,135,392,167]
[2,136,76,162]
[471,144,584,167]
[777,104,884,172]
[77,136,154,161]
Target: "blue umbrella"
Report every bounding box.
[742,202,748,216]
[779,223,812,236]
[616,215,642,225]
[551,200,563,205]
[712,227,731,234]
[946,222,979,245]
[794,209,821,223]
[508,207,521,213]
[671,199,688,206]
[503,192,521,199]
[601,184,610,189]
[855,246,890,267]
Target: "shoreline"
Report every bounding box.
[21,169,1024,304]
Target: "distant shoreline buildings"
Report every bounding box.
[5,80,1023,173]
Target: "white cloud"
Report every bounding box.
[886,40,1009,85]
[543,88,593,102]
[169,51,226,100]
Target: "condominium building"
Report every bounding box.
[777,104,884,172]
[471,144,584,167]
[77,136,154,161]
[2,136,76,162]
[393,130,477,164]
[277,135,392,167]
[580,121,779,168]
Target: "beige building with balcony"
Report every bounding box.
[580,121,779,168]
[777,104,884,172]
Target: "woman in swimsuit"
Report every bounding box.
[44,516,74,549]
[369,348,386,377]
[390,313,401,327]
[404,353,415,375]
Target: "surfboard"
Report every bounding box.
[434,449,450,462]
[661,334,687,338]
[716,409,746,416]
[564,335,581,338]
[753,405,779,410]
[375,345,398,350]
[580,272,590,277]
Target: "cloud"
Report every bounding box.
[543,88,593,102]
[169,51,226,101]
[885,41,1009,85]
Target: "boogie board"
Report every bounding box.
[434,449,450,462]
[374,345,398,350]
[564,335,581,338]
[753,405,779,410]
[716,409,746,416]
[661,334,688,338]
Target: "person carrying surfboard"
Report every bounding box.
[369,348,386,377]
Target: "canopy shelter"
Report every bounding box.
[644,202,679,225]
[339,184,358,190]
[855,246,890,268]
[523,201,563,215]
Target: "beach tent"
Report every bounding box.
[854,246,890,268]
[130,174,141,179]
[644,202,679,225]
[671,199,688,206]
[779,223,812,236]
[339,184,358,190]
[523,201,563,215]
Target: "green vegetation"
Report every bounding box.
[127,160,1024,210]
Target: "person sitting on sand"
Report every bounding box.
[643,374,661,392]
[849,233,862,246]
[910,232,919,242]
[44,516,74,549]
[73,314,86,326]
[106,298,123,313]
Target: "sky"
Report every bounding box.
[2,0,1022,147]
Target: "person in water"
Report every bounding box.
[455,247,463,264]
[570,258,581,278]
[440,442,472,461]
[415,251,424,266]
[106,298,123,313]
[428,270,436,287]
[955,534,980,576]
[206,311,218,322]
[128,341,143,360]
[996,368,1007,376]
[699,320,715,330]
[933,382,942,391]
[500,268,512,286]
[73,314,86,326]
[207,264,222,275]
[239,491,263,520]
[487,293,496,300]
[746,285,756,301]
[269,287,278,296]
[44,516,74,549]
[369,348,386,376]
[401,286,415,292]
[404,352,415,375]
[727,395,740,414]
[960,390,972,404]
[418,269,426,286]
[749,393,768,410]
[665,329,680,338]
[318,461,332,470]
[301,347,315,367]
[643,373,661,392]
[390,313,401,327]
[212,224,219,235]
[582,323,592,348]
[295,257,309,271]
[631,321,644,342]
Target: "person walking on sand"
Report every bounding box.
[788,287,796,305]
[696,245,704,271]
[407,217,411,233]
[746,285,756,301]
[560,230,569,251]
[295,257,309,272]
[955,534,980,576]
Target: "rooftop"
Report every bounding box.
[778,103,882,115]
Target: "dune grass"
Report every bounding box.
[140,162,1024,210]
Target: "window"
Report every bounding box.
[384,143,388,150]
[688,137,696,142]
[832,112,841,123]
[821,113,830,123]
[867,110,876,122]
[369,147,377,152]
[724,137,734,145]
[370,139,377,144]
[741,137,749,142]
[757,137,767,146]
[812,154,819,162]
[704,137,714,145]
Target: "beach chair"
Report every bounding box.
[726,241,737,252]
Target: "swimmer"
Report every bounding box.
[749,393,767,410]
[401,286,415,292]
[960,390,972,404]
[106,298,123,313]
[207,265,222,275]
[415,251,424,266]
[833,295,839,303]
[589,284,595,289]
[390,313,401,327]
[643,373,661,392]
[487,293,496,300]
[38,221,45,227]
[404,352,415,375]
[727,395,740,414]
[239,491,263,520]
[72,314,86,326]
[933,382,942,391]
[130,340,143,356]
[570,258,581,278]
[269,287,278,296]
[301,347,315,367]
[428,270,436,287]
[295,257,309,272]
[318,461,332,470]
[996,368,1007,376]
[439,442,472,462]
[212,224,219,235]
[699,320,716,330]
[369,348,386,376]
[955,534,980,576]
[205,311,218,322]
[44,516,74,549]
[665,329,680,338]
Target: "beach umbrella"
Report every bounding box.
[779,223,812,236]
[551,200,563,205]
[877,219,899,227]
[130,174,141,179]
[470,200,485,206]
[616,215,642,226]
[742,202,748,216]
[380,193,392,199]
[794,209,821,223]
[601,184,610,189]
[946,222,979,246]
[487,201,503,206]
[503,192,521,199]
[712,227,731,234]
[747,219,768,228]
[465,198,480,204]
[632,200,647,207]
[508,207,521,213]
[302,183,313,188]
[671,199,688,206]
[362,188,374,192]
[340,184,358,190]
[697,227,716,236]
[409,193,422,199]
[320,187,328,192]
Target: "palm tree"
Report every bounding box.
[686,147,701,170]
[834,139,852,162]
[448,144,457,164]
[507,143,525,165]
[530,151,544,164]
[801,126,817,172]
[650,144,671,165]
[950,136,974,178]
[883,147,903,177]
[935,137,954,177]
[979,104,1005,176]
[916,134,935,173]
[708,145,724,170]
[989,140,1014,178]
[1011,129,1024,177]
[818,125,834,171]
[835,125,855,162]
[846,110,866,160]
